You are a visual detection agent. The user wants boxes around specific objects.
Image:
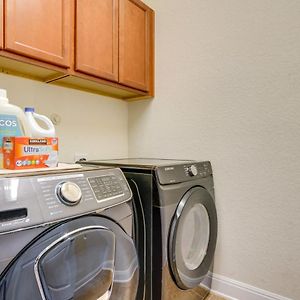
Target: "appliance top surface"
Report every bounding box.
[85,158,197,169]
[0,164,110,178]
[84,158,213,185]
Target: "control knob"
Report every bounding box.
[188,165,198,176]
[56,181,82,206]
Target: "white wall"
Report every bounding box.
[0,73,128,162]
[129,0,300,299]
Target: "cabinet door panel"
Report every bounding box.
[75,0,118,82]
[119,0,150,91]
[0,1,3,48]
[5,0,71,67]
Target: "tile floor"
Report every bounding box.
[206,292,228,300]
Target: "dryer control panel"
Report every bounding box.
[0,167,132,234]
[156,161,212,185]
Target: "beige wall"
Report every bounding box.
[0,73,128,162]
[129,0,300,299]
[1,1,300,298]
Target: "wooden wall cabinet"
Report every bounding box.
[5,0,71,67]
[0,0,154,100]
[75,0,119,82]
[74,0,154,97]
[119,0,151,92]
[0,1,3,49]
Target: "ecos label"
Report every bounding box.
[0,114,23,146]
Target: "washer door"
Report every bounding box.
[168,186,217,290]
[0,216,139,300]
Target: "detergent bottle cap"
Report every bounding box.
[25,107,35,112]
[0,89,9,104]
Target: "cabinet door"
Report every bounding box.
[0,1,3,48]
[119,0,151,91]
[75,0,119,82]
[5,0,71,67]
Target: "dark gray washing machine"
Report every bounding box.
[81,159,218,300]
[0,165,140,300]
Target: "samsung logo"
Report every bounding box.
[164,167,174,171]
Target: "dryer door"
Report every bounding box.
[0,216,139,300]
[168,186,217,290]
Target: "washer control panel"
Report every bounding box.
[0,167,132,234]
[88,175,123,201]
[157,161,212,185]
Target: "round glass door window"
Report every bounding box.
[168,187,217,290]
[0,216,139,300]
[180,203,210,270]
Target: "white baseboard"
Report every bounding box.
[206,272,292,300]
